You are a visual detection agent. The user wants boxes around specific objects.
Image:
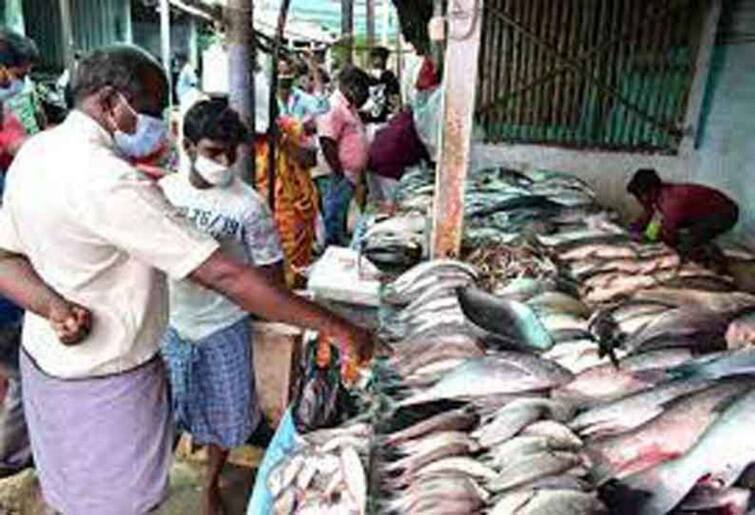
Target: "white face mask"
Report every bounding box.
[0,79,24,102]
[111,94,168,159]
[194,154,234,187]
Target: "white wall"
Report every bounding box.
[471,1,755,249]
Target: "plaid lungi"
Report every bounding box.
[161,316,260,449]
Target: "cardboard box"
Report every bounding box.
[251,322,303,428]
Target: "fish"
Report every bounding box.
[572,254,681,282]
[384,432,479,474]
[623,306,731,354]
[485,434,583,469]
[397,353,573,407]
[474,398,575,448]
[494,277,559,302]
[340,446,366,514]
[267,453,305,498]
[272,488,296,515]
[383,407,478,446]
[554,349,691,405]
[569,377,713,438]
[457,287,555,351]
[538,313,589,333]
[586,378,754,483]
[386,260,479,299]
[520,420,583,449]
[668,347,755,381]
[487,451,584,492]
[676,485,751,514]
[399,284,460,320]
[526,291,592,318]
[491,489,607,515]
[582,268,722,305]
[603,388,755,515]
[381,475,489,513]
[389,336,484,377]
[398,456,499,485]
[726,309,755,349]
[560,243,641,262]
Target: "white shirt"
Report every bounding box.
[0,111,219,379]
[159,171,283,341]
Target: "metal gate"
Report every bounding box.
[475,0,710,153]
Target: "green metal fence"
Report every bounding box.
[475,0,709,153]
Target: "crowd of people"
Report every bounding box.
[0,27,443,515]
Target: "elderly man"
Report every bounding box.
[0,45,371,515]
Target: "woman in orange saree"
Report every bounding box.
[254,116,318,287]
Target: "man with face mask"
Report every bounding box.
[159,98,283,514]
[0,45,373,514]
[363,47,400,124]
[0,30,39,189]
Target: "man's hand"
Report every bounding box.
[48,299,93,346]
[325,322,375,366]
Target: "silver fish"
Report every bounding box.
[521,421,583,449]
[612,388,755,515]
[474,398,575,448]
[485,434,583,469]
[526,291,592,318]
[491,489,607,515]
[383,407,478,446]
[488,451,583,492]
[570,377,713,438]
[397,354,573,407]
[554,349,691,405]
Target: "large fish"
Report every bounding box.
[485,434,583,469]
[570,377,712,438]
[473,398,575,448]
[397,353,573,407]
[457,287,555,351]
[586,378,754,483]
[382,407,478,446]
[622,307,730,355]
[381,475,489,514]
[554,349,691,405]
[487,451,584,492]
[667,347,755,381]
[604,388,755,515]
[491,489,607,515]
[631,288,755,314]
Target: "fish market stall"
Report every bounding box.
[251,163,755,514]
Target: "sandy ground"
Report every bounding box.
[0,443,263,515]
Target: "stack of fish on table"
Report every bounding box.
[267,421,372,514]
[371,259,608,514]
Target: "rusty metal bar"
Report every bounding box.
[431,0,485,258]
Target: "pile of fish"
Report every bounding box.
[392,167,615,249]
[370,259,608,514]
[267,422,371,514]
[268,163,755,514]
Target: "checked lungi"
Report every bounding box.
[20,350,173,515]
[161,316,261,449]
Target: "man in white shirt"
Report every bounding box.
[0,44,372,515]
[159,98,284,514]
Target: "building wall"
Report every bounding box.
[690,0,755,248]
[472,0,755,249]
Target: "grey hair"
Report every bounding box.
[71,44,167,106]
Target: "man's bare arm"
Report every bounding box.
[0,251,92,344]
[191,250,373,362]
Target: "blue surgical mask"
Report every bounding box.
[0,79,24,103]
[111,94,168,159]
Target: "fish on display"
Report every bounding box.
[602,388,755,515]
[569,377,712,438]
[586,378,755,483]
[397,353,574,407]
[473,397,575,448]
[554,349,692,405]
[490,489,607,515]
[457,287,555,352]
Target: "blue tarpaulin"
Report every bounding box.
[247,409,299,515]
